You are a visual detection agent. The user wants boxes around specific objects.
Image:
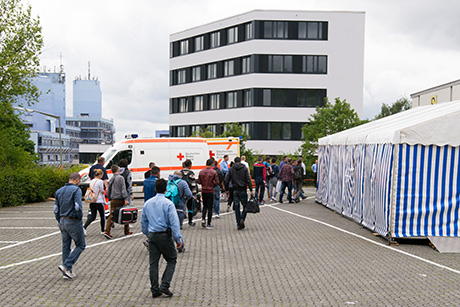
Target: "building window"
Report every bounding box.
[207,124,217,137]
[226,91,237,108]
[210,31,220,48]
[263,89,271,106]
[177,69,186,84]
[243,89,252,107]
[192,67,201,82]
[268,55,292,73]
[191,125,201,135]
[242,56,251,74]
[224,60,234,77]
[207,63,217,79]
[180,40,189,55]
[209,94,220,110]
[195,36,204,52]
[298,21,325,40]
[179,98,188,113]
[194,96,203,111]
[177,126,185,137]
[264,21,288,39]
[245,22,253,40]
[303,55,327,74]
[227,26,238,44]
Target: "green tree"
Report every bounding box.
[301,97,367,159]
[191,127,215,138]
[374,97,412,120]
[0,0,43,154]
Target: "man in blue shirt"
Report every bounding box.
[219,155,229,176]
[54,172,86,280]
[143,166,160,202]
[141,178,183,299]
[89,156,109,189]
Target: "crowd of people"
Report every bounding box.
[53,154,317,299]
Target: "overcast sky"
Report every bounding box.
[31,0,460,141]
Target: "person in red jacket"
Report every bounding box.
[197,159,219,229]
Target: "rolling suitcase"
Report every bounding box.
[114,206,138,224]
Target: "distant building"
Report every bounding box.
[66,77,115,163]
[14,71,77,165]
[155,130,170,138]
[169,10,365,155]
[411,79,460,107]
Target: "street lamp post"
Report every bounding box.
[13,106,63,166]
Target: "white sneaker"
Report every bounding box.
[59,265,75,279]
[206,225,214,230]
[83,228,87,236]
[216,214,220,219]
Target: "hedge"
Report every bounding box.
[0,165,84,207]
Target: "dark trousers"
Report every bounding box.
[227,188,234,208]
[148,232,177,293]
[279,181,293,202]
[255,178,265,202]
[201,192,213,225]
[84,202,105,232]
[233,190,248,226]
[186,198,195,223]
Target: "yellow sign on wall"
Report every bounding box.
[430,95,437,105]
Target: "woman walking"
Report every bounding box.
[84,169,106,235]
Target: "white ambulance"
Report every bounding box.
[79,136,209,193]
[206,137,240,165]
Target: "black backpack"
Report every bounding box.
[266,165,274,178]
[180,169,194,190]
[294,165,303,181]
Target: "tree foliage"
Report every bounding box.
[301,97,367,158]
[0,0,43,155]
[374,97,412,120]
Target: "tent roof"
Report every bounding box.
[319,101,460,146]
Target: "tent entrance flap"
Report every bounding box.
[428,237,460,253]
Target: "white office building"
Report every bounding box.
[169,10,365,155]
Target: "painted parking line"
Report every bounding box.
[0,227,58,230]
[266,204,460,275]
[0,231,61,252]
[0,241,20,244]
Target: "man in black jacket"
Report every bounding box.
[224,157,254,230]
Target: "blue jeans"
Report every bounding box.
[254,179,265,203]
[233,190,248,226]
[60,218,86,272]
[214,186,220,215]
[279,181,293,202]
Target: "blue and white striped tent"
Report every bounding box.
[316,101,460,238]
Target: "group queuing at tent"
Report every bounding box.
[316,101,460,238]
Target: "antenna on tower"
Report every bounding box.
[59,53,65,83]
[88,61,91,80]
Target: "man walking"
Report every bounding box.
[104,165,131,239]
[141,179,183,299]
[54,172,86,279]
[181,160,198,226]
[144,161,156,179]
[224,157,254,230]
[167,170,193,228]
[253,156,266,205]
[279,158,295,203]
[197,159,219,229]
[219,155,230,176]
[144,166,161,202]
[89,156,108,189]
[212,159,224,218]
[312,160,318,187]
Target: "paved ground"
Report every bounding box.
[1,188,460,306]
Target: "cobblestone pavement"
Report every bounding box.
[1,188,460,306]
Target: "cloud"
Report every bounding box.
[31,0,460,139]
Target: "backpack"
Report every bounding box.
[294,165,304,181]
[266,165,274,178]
[213,166,224,185]
[120,168,131,190]
[180,170,194,190]
[84,180,100,203]
[165,179,181,207]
